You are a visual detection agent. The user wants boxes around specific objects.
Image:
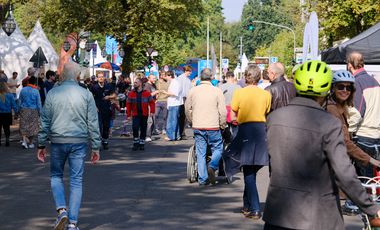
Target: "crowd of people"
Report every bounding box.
[1,50,380,230]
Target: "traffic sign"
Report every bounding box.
[270,57,278,63]
[222,58,229,69]
[29,47,48,68]
[198,60,212,77]
[92,43,97,57]
[258,64,266,70]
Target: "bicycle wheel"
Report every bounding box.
[187,145,198,183]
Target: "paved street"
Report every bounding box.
[0,114,364,229]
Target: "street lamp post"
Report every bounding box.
[62,31,91,65]
[0,2,16,36]
[101,47,107,59]
[251,20,296,63]
[90,43,97,76]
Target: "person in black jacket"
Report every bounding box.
[265,62,296,112]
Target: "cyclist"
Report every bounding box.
[263,60,380,229]
[327,70,380,216]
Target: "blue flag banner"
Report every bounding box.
[105,36,123,64]
[198,60,213,78]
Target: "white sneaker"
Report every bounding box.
[162,130,166,135]
[145,137,152,142]
[21,142,28,149]
[28,144,35,149]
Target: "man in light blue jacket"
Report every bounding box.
[37,61,101,230]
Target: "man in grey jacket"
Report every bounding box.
[264,60,380,230]
[37,61,101,230]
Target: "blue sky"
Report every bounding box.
[222,0,247,23]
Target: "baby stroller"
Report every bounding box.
[186,124,235,183]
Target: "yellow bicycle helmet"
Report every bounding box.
[294,60,332,96]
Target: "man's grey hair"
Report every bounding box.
[200,68,212,81]
[27,67,36,76]
[61,61,81,82]
[269,62,285,78]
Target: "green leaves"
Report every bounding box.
[240,0,294,60]
[316,0,380,48]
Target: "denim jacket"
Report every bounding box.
[0,93,18,113]
[38,80,101,151]
[19,86,41,112]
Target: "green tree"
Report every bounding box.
[315,0,380,48]
[11,0,67,53]
[222,22,242,66]
[253,0,304,65]
[41,0,204,74]
[240,0,293,59]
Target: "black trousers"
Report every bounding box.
[132,116,148,142]
[264,223,295,230]
[98,111,111,141]
[0,113,12,141]
[119,100,126,109]
[179,104,186,137]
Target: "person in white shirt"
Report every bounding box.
[176,66,193,139]
[162,71,183,141]
[7,72,20,100]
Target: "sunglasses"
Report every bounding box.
[335,84,353,92]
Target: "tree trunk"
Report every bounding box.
[122,43,134,77]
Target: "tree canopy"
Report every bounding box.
[2,0,380,72]
[315,0,380,48]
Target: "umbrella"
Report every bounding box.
[93,61,120,71]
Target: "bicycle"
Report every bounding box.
[358,176,380,230]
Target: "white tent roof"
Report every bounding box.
[11,24,29,44]
[0,26,34,82]
[89,41,107,66]
[27,20,59,71]
[241,53,249,71]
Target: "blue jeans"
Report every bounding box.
[50,143,88,224]
[243,165,261,212]
[155,101,167,131]
[166,105,180,140]
[354,136,380,177]
[194,129,223,184]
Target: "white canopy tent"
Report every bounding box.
[234,53,249,79]
[88,40,107,77]
[0,26,34,81]
[11,24,29,45]
[27,20,59,71]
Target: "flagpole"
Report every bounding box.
[219,31,222,81]
[207,17,209,68]
[239,36,243,79]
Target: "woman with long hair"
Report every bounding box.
[0,73,18,146]
[327,70,380,215]
[19,76,41,149]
